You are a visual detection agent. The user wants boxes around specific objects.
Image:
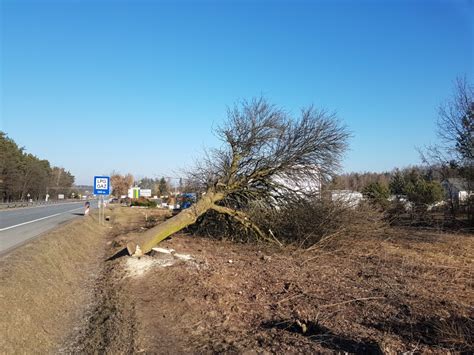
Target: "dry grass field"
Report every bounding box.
[1,207,472,354]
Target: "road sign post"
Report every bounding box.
[94,176,110,225]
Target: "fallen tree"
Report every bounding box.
[127,98,350,256]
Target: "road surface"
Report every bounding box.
[0,201,96,255]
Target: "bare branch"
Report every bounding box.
[209,203,273,243]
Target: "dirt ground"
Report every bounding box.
[2,207,473,354]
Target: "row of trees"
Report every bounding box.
[331,171,392,191]
[361,168,444,209]
[332,166,444,203]
[110,173,176,197]
[137,177,172,197]
[335,78,472,224]
[0,132,75,202]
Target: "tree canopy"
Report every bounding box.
[1,132,74,201]
[127,98,350,256]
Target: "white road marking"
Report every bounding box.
[0,207,84,232]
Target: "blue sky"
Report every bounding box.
[1,0,472,185]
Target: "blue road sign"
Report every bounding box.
[93,176,110,195]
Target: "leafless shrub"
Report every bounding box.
[189,197,387,249]
[187,209,254,243]
[432,316,474,351]
[253,198,387,249]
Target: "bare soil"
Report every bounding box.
[2,207,473,354]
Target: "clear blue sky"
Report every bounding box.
[1,0,472,185]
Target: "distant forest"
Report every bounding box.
[1,132,75,202]
[330,166,450,193]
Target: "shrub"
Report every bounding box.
[362,182,390,209]
[189,198,387,249]
[405,179,444,207]
[130,197,157,208]
[253,198,387,248]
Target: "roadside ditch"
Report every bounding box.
[0,207,158,353]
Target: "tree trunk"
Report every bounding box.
[126,191,224,256]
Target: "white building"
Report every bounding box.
[442,178,472,205]
[128,187,140,198]
[272,165,322,198]
[330,190,363,208]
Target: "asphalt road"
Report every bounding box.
[0,201,96,255]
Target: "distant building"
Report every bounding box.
[128,187,140,198]
[330,190,363,207]
[127,187,152,198]
[273,165,322,198]
[441,178,472,205]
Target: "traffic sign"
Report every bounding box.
[94,176,110,195]
[140,189,152,197]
